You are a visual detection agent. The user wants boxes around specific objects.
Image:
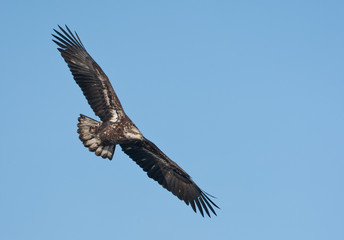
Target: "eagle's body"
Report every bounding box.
[78,113,142,159]
[53,25,218,217]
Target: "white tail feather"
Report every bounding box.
[77,114,115,160]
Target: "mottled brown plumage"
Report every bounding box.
[53,25,219,217]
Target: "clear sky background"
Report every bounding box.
[1,1,343,239]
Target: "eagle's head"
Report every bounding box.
[124,123,143,141]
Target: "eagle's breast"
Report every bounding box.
[98,118,142,144]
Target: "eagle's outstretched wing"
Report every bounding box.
[120,138,219,217]
[52,25,124,122]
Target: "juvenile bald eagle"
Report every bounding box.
[52,25,219,217]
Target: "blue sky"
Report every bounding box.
[1,1,343,239]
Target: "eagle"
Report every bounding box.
[52,25,219,217]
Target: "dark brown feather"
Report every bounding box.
[120,137,219,217]
[52,25,124,122]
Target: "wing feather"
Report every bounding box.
[52,25,124,122]
[190,200,197,213]
[120,138,219,217]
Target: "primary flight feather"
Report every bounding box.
[52,25,219,217]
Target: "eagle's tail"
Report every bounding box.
[77,114,115,160]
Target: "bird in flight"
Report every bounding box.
[52,25,219,217]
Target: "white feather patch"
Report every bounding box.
[109,109,118,122]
